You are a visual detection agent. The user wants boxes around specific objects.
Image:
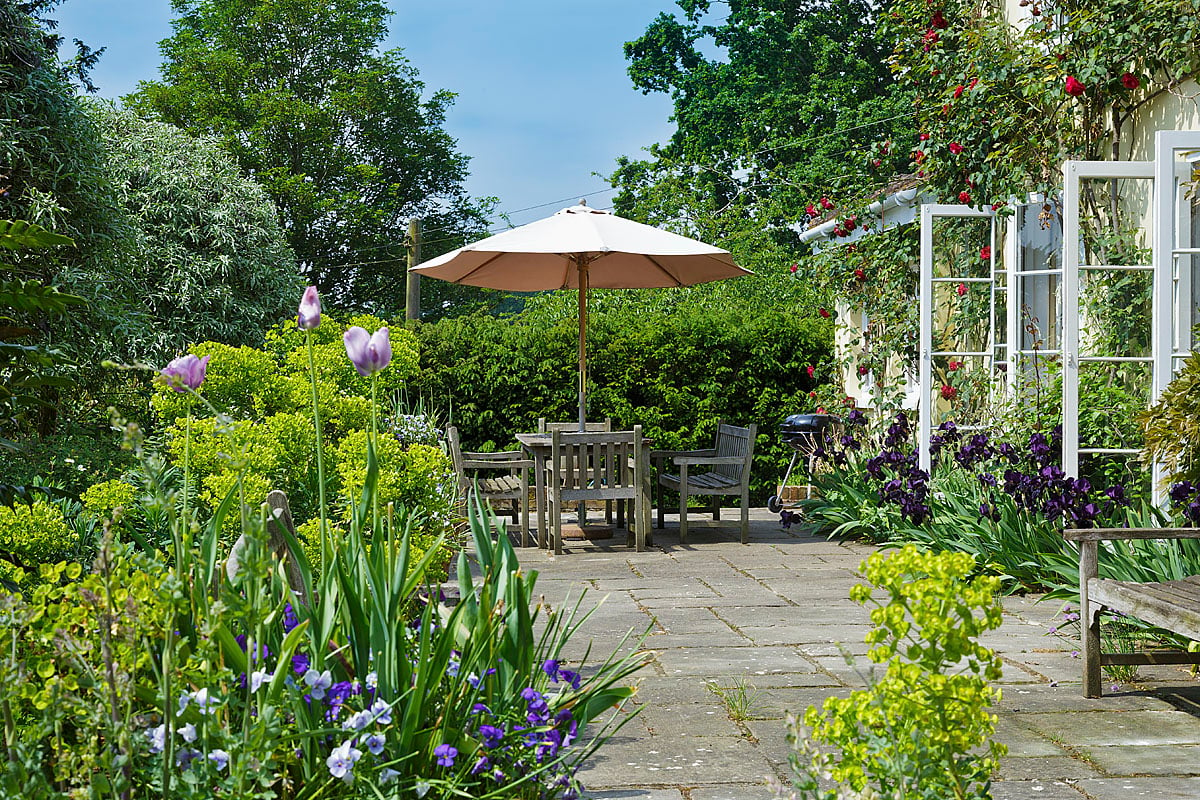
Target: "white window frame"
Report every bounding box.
[917,204,998,473]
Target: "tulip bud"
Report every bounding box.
[297,286,321,330]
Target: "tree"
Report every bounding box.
[128,0,492,314]
[613,0,915,250]
[91,103,301,359]
[0,0,119,276]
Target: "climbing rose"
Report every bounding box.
[948,360,962,371]
[805,203,817,216]
[297,286,321,330]
[160,354,209,393]
[923,29,939,48]
[806,365,815,378]
[820,197,835,210]
[918,132,930,141]
[789,263,798,273]
[941,385,957,400]
[958,191,971,203]
[930,9,948,27]
[949,142,964,155]
[858,365,870,376]
[1121,72,1140,90]
[854,268,866,281]
[980,246,991,260]
[957,283,968,296]
[953,84,964,99]
[818,308,831,318]
[343,327,392,377]
[1065,76,1086,96]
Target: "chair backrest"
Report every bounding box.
[713,423,757,484]
[538,417,612,433]
[549,425,642,497]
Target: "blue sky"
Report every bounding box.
[55,0,682,229]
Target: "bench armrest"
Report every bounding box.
[464,449,525,461]
[463,457,533,470]
[650,448,716,460]
[1065,527,1200,542]
[673,455,748,466]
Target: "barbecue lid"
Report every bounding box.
[781,413,839,432]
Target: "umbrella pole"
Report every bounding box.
[577,257,589,431]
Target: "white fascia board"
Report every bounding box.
[792,188,929,249]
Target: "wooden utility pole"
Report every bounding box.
[406,217,421,321]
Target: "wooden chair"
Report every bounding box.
[1065,525,1200,697]
[446,426,533,545]
[544,426,649,555]
[653,423,757,544]
[538,418,617,524]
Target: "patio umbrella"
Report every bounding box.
[412,201,751,427]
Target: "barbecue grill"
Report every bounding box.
[767,413,840,513]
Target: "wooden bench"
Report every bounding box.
[653,423,757,544]
[1065,526,1200,697]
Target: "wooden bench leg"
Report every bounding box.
[1080,540,1102,697]
[712,498,721,521]
[679,465,689,544]
[740,489,749,544]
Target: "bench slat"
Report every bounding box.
[1089,578,1200,641]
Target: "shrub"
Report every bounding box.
[1141,348,1200,487]
[334,433,455,533]
[775,545,1005,800]
[0,499,75,585]
[410,302,834,503]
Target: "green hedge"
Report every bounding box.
[410,303,834,504]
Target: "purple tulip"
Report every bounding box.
[160,354,210,393]
[343,326,392,376]
[297,286,321,330]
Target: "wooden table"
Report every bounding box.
[516,431,653,551]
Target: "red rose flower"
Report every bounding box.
[1121,72,1140,90]
[809,391,817,399]
[1065,75,1086,97]
[872,158,882,168]
[923,29,939,49]
[820,197,835,210]
[854,268,866,281]
[915,150,926,163]
[930,10,948,28]
[847,244,858,253]
[949,141,964,154]
[991,201,1006,211]
[857,365,870,376]
[816,407,826,414]
[980,246,991,260]
[956,282,968,296]
[958,191,971,203]
[953,84,965,99]
[968,77,979,90]
[919,132,930,141]
[789,263,798,273]
[806,365,815,378]
[941,385,957,400]
[948,360,962,371]
[818,308,831,319]
[805,203,817,216]
[845,215,857,231]
[932,69,941,76]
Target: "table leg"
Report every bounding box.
[533,449,547,549]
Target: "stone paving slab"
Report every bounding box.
[502,510,1200,799]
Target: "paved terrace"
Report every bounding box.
[513,509,1200,800]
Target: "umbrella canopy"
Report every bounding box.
[412,202,751,425]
